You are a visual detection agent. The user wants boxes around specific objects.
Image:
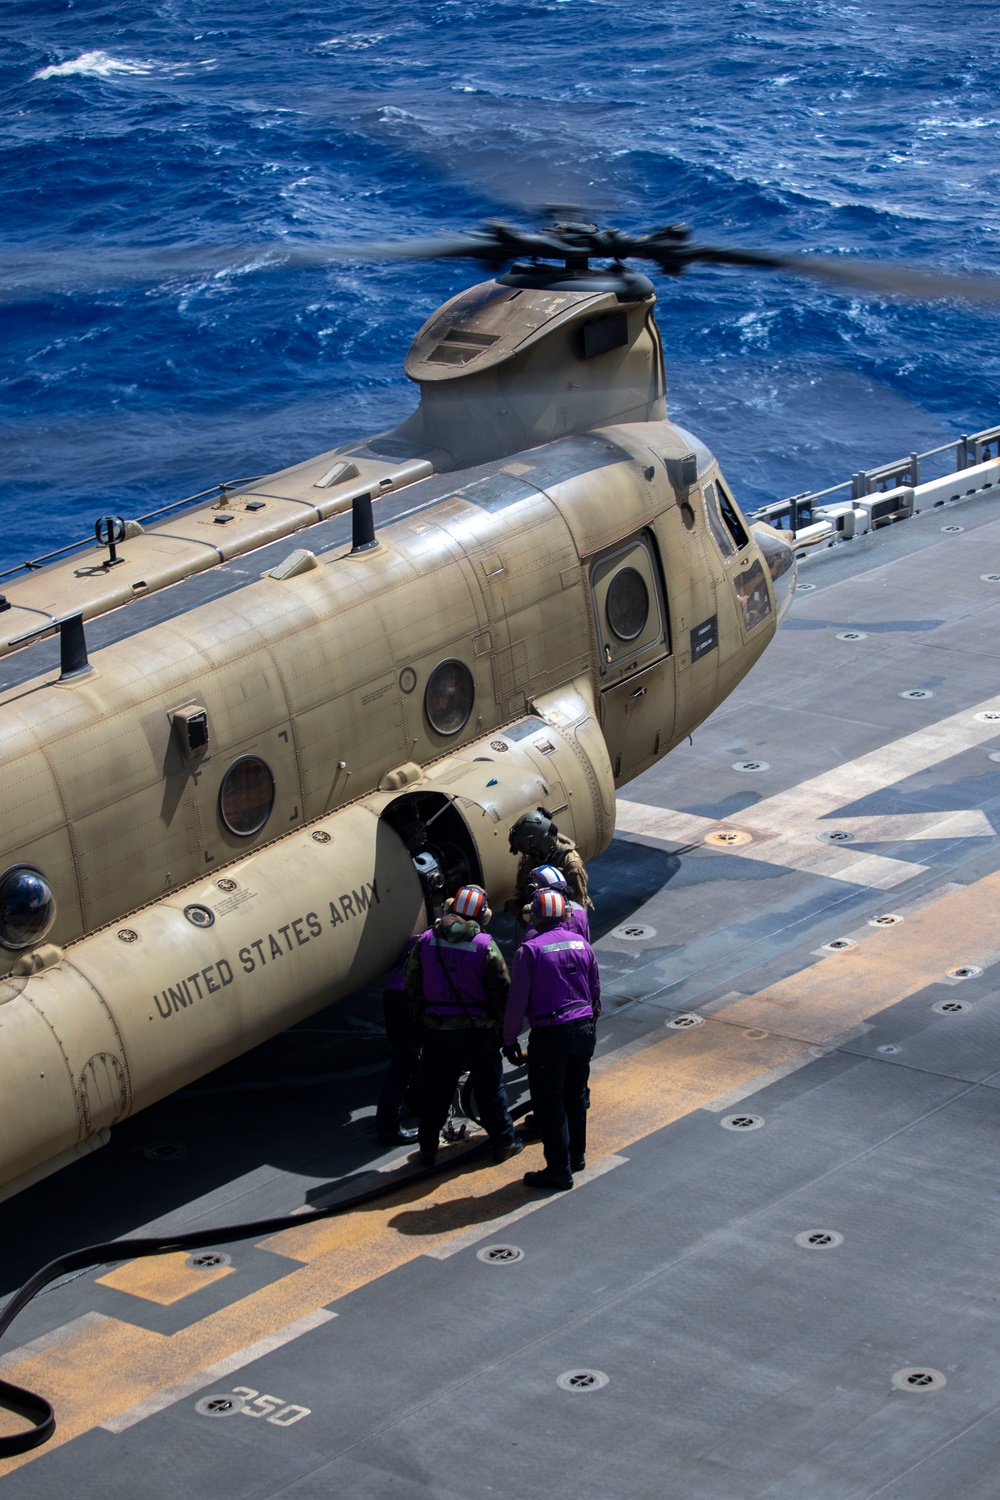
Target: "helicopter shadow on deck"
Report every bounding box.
[831,764,1000,822]
[0,973,405,1292]
[587,837,685,939]
[0,959,527,1292]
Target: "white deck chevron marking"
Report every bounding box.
[617,693,1000,889]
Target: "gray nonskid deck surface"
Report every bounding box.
[3,494,1000,1496]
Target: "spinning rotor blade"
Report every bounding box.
[2,221,1000,308]
[329,225,1000,306]
[0,234,503,302]
[278,233,502,264]
[668,241,1000,307]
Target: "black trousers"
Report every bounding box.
[527,1020,597,1181]
[419,1026,515,1154]
[375,989,422,1136]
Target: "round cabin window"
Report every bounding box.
[0,866,56,950]
[219,755,275,837]
[606,566,649,641]
[425,659,475,736]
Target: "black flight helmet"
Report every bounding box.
[508,808,558,857]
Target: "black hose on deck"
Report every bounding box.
[0,1104,526,1458]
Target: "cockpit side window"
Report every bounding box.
[704,482,735,559]
[717,480,749,550]
[704,480,749,559]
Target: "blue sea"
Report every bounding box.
[2,1,1000,572]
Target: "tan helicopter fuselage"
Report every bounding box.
[0,273,792,1196]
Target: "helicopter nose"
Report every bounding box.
[752,522,797,623]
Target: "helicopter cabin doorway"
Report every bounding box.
[590,529,675,784]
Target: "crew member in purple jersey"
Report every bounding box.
[522,864,590,941]
[405,884,523,1169]
[504,889,601,1191]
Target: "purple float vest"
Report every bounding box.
[519,924,598,1027]
[419,928,493,1021]
[566,901,591,942]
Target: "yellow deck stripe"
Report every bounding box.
[96,1252,234,1306]
[2,869,998,1467]
[713,868,1000,1040]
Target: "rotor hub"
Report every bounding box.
[499,262,655,297]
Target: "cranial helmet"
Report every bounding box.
[508,808,558,857]
[527,863,569,894]
[452,884,489,923]
[529,889,566,926]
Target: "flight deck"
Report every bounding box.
[2,483,1000,1498]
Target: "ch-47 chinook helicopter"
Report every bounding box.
[0,217,997,1203]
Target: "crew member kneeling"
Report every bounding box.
[504,889,601,1191]
[405,885,523,1168]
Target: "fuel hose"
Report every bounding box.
[0,1098,528,1458]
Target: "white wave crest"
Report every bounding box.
[33,51,157,81]
[33,51,218,82]
[318,33,385,52]
[919,115,1000,134]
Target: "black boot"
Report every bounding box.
[493,1138,525,1164]
[523,1169,572,1191]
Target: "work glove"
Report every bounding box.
[503,1042,525,1068]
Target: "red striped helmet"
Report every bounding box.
[529,889,566,926]
[453,885,488,922]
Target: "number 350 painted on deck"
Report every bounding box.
[231,1386,311,1425]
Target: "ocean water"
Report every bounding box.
[2,0,1000,572]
